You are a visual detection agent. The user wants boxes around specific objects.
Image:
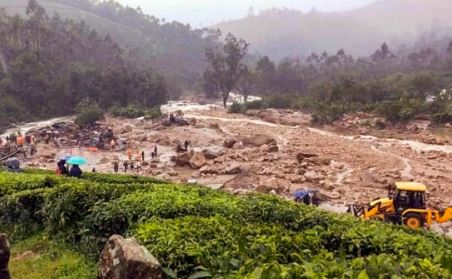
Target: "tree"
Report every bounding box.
[236,66,256,103]
[204,33,249,107]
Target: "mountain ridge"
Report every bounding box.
[215,0,452,60]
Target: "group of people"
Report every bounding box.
[0,132,37,159]
[294,189,321,207]
[113,144,159,174]
[56,159,83,178]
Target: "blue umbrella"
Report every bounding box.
[294,189,309,199]
[67,156,87,166]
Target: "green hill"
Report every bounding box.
[0,0,218,91]
[1,170,451,278]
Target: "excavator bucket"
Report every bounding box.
[438,208,452,224]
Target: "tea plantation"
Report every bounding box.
[0,170,451,278]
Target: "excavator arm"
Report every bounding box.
[436,208,452,224]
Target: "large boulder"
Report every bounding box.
[99,235,163,279]
[171,151,194,167]
[224,163,242,175]
[189,152,207,169]
[241,134,276,147]
[0,234,10,279]
[202,149,224,160]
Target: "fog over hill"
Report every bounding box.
[215,0,452,59]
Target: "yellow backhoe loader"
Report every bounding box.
[348,182,452,229]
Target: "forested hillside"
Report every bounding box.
[0,0,168,131]
[216,0,452,59]
[223,40,452,124]
[0,0,220,93]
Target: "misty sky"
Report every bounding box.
[117,0,377,27]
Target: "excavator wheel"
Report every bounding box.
[403,213,425,229]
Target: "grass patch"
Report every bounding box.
[9,233,96,279]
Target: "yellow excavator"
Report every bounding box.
[348,182,452,229]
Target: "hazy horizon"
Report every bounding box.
[116,0,378,27]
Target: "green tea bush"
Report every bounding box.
[0,171,450,278]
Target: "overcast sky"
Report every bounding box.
[116,0,378,27]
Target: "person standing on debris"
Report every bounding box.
[154,145,158,156]
[113,161,119,173]
[184,140,189,151]
[303,192,311,205]
[92,167,96,173]
[311,191,320,207]
[130,161,135,172]
[69,164,82,178]
[30,144,37,157]
[123,161,128,173]
[127,148,133,160]
[141,151,145,162]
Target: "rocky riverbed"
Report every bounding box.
[3,99,452,236]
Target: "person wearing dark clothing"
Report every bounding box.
[303,193,311,205]
[57,160,69,176]
[184,140,189,151]
[311,192,320,207]
[113,162,119,173]
[69,165,82,178]
[123,161,128,173]
[154,145,158,156]
[92,168,96,173]
[130,162,135,171]
[141,151,145,162]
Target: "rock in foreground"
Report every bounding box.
[99,235,162,279]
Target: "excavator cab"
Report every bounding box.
[391,182,427,213]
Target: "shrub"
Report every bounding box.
[110,105,144,118]
[264,94,298,109]
[245,100,263,110]
[74,99,104,126]
[145,106,163,119]
[228,101,246,114]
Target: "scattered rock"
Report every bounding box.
[224,139,237,148]
[224,163,242,175]
[296,153,318,163]
[202,149,224,160]
[200,166,219,175]
[304,170,324,183]
[241,134,276,147]
[189,152,207,169]
[99,235,162,279]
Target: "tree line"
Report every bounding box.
[203,37,452,124]
[0,0,168,131]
